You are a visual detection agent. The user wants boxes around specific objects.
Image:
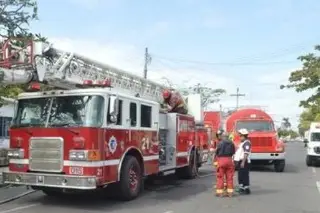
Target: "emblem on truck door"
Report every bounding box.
[108,136,117,154]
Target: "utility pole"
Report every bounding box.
[230,87,245,109]
[196,83,201,93]
[143,47,152,79]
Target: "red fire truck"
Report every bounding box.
[224,107,286,172]
[204,111,221,151]
[0,38,210,200]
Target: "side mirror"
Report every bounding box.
[108,95,118,123]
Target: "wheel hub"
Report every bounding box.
[129,166,138,190]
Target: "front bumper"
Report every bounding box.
[2,172,97,190]
[250,152,285,160]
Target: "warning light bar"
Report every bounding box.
[250,114,257,118]
[82,79,112,87]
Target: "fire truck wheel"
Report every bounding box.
[118,155,142,201]
[175,149,198,179]
[274,159,285,172]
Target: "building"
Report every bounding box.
[0,100,14,149]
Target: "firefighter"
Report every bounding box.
[234,128,251,195]
[213,129,225,189]
[162,89,188,114]
[215,131,236,197]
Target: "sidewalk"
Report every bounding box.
[0,166,8,186]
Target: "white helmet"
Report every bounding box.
[238,128,249,135]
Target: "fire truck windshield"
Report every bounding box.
[12,95,105,128]
[236,120,274,132]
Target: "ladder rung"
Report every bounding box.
[42,49,166,102]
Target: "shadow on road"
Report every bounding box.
[250,163,299,174]
[22,173,213,212]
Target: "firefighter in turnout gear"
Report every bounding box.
[213,130,226,190]
[162,89,188,114]
[214,130,236,197]
[234,128,251,195]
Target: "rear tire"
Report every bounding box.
[274,159,285,172]
[117,155,142,201]
[176,149,198,179]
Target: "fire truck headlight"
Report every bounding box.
[7,149,24,159]
[69,150,87,161]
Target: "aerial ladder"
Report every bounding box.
[0,37,167,102]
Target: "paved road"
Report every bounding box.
[0,143,319,213]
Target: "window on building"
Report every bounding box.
[129,102,137,127]
[0,117,12,138]
[140,104,152,128]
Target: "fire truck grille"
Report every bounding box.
[249,137,273,147]
[29,137,64,173]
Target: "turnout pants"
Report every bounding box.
[216,157,235,195]
[237,160,250,189]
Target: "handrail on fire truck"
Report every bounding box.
[0,37,167,102]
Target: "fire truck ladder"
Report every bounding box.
[0,38,167,102]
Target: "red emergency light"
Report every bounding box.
[82,79,112,87]
[27,82,41,91]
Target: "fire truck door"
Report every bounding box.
[127,101,138,142]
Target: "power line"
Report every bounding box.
[150,54,297,66]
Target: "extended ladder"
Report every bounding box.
[0,38,167,102]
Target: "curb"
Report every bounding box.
[0,190,36,205]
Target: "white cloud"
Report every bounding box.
[49,37,304,129]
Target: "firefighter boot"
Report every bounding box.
[215,189,224,197]
[226,188,234,197]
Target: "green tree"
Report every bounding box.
[281,117,291,130]
[280,45,320,107]
[180,85,226,109]
[277,128,299,138]
[159,77,226,109]
[298,104,320,135]
[0,0,47,106]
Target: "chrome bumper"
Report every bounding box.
[2,172,97,190]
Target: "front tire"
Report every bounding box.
[306,155,313,167]
[274,159,285,172]
[117,156,142,201]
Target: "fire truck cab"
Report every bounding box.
[224,108,286,172]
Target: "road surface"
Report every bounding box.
[0,142,319,213]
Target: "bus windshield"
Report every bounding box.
[235,120,274,132]
[12,95,105,128]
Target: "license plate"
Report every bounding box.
[69,167,83,175]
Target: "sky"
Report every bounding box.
[28,0,320,129]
